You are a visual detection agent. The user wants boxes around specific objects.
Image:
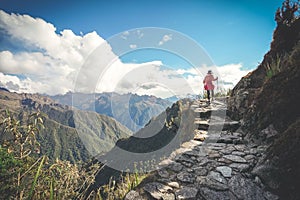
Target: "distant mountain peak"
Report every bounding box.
[0,90,132,163]
[51,92,172,132]
[0,87,10,92]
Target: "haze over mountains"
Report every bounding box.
[51,92,172,132]
[2,1,298,199]
[0,89,173,162]
[0,89,132,162]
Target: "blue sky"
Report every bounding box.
[0,0,284,97]
[1,0,283,68]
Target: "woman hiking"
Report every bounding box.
[203,70,218,103]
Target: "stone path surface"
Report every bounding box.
[125,99,279,200]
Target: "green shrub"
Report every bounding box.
[265,54,283,79]
[0,146,22,199]
[0,110,100,200]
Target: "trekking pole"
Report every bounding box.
[216,79,219,98]
[217,79,219,93]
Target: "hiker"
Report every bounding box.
[203,70,218,103]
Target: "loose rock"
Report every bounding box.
[199,187,234,200]
[144,182,173,200]
[216,166,232,178]
[125,190,146,200]
[177,172,195,183]
[175,187,198,200]
[223,155,247,163]
[229,175,265,200]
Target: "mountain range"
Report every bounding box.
[90,98,196,188]
[0,89,132,163]
[51,92,172,132]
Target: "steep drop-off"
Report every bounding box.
[0,90,132,163]
[89,99,196,189]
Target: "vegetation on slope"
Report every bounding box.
[228,1,300,199]
[0,111,99,199]
[51,92,172,132]
[0,90,132,163]
[88,99,196,196]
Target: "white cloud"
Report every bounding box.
[174,63,251,95]
[129,44,137,49]
[158,34,172,46]
[0,10,104,64]
[0,10,106,95]
[0,10,59,50]
[136,30,144,38]
[96,60,198,98]
[0,10,250,98]
[121,31,129,40]
[0,72,64,94]
[215,63,251,87]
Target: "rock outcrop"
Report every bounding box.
[227,6,300,199]
[125,100,278,200]
[90,99,197,189]
[123,6,300,199]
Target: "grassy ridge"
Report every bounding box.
[0,90,132,163]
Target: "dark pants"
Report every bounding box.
[207,90,214,101]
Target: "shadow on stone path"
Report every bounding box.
[125,99,279,200]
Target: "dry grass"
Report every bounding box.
[0,111,149,199]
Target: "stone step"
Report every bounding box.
[195,120,240,132]
[203,134,221,143]
[194,108,228,119]
[194,120,209,125]
[194,135,206,141]
[193,107,208,113]
[217,136,245,145]
[193,130,208,141]
[124,98,279,200]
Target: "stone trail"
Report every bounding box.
[125,99,279,200]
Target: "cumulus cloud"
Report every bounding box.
[121,31,130,40]
[175,63,251,95]
[136,30,144,39]
[0,10,104,63]
[129,44,137,49]
[0,72,44,93]
[0,10,106,95]
[0,10,250,98]
[215,63,251,88]
[158,34,172,46]
[6,81,20,91]
[95,60,199,98]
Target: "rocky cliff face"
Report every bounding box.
[227,7,300,199]
[120,98,280,200]
[228,18,300,120]
[90,99,196,189]
[0,90,132,163]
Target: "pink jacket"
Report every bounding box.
[203,74,217,90]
